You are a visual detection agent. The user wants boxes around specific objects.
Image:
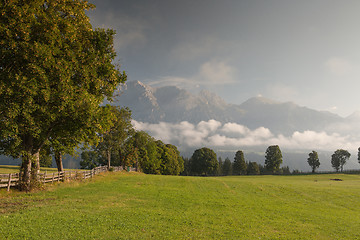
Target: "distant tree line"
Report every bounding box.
[182,145,359,176]
[182,145,290,176]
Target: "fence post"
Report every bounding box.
[7,173,11,191]
[52,172,55,183]
[44,171,47,183]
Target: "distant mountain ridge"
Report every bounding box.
[113,81,349,136]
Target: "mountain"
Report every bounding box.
[237,97,343,135]
[113,81,345,136]
[114,81,242,124]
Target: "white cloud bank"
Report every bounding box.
[133,119,360,152]
[148,59,237,89]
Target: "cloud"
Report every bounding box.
[325,57,354,76]
[147,59,237,89]
[89,12,148,50]
[197,60,236,85]
[170,36,238,62]
[132,119,360,152]
[265,84,299,103]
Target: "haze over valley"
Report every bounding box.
[83,0,360,171]
[111,81,360,171]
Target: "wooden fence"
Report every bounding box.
[0,165,136,191]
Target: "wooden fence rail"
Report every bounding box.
[0,165,136,191]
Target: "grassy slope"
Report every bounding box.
[1,172,360,239]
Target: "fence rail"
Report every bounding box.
[0,165,136,191]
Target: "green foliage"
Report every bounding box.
[217,157,223,176]
[0,1,126,190]
[39,147,52,168]
[126,131,155,172]
[94,106,133,168]
[118,132,183,176]
[233,150,247,175]
[265,145,283,174]
[358,147,360,164]
[190,147,219,176]
[331,149,351,172]
[158,142,184,175]
[247,161,260,175]
[181,157,191,176]
[80,151,99,170]
[280,166,291,175]
[142,140,161,174]
[222,157,232,176]
[307,150,320,173]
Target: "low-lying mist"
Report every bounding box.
[133,119,360,171]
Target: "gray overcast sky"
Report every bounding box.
[88,0,360,117]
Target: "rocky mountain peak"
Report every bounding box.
[114,80,346,135]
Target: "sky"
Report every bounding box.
[88,0,360,117]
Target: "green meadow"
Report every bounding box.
[1,171,360,239]
[0,165,82,174]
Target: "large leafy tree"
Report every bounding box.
[39,146,52,168]
[307,150,320,173]
[190,147,219,176]
[264,145,283,174]
[0,1,126,190]
[94,106,133,169]
[331,149,351,172]
[157,142,184,175]
[128,131,153,171]
[123,131,159,173]
[233,150,247,175]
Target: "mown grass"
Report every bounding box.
[1,172,360,239]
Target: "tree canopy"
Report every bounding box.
[233,150,247,175]
[94,106,133,168]
[264,145,283,174]
[190,147,219,176]
[0,1,126,190]
[222,157,232,176]
[331,149,350,172]
[307,150,320,173]
[247,162,260,175]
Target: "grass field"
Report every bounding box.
[0,165,80,174]
[1,172,360,239]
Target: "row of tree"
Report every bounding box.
[181,146,285,176]
[183,145,358,176]
[79,107,184,175]
[307,149,353,173]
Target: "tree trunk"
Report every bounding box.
[107,150,111,169]
[19,152,32,191]
[19,150,39,191]
[33,151,40,174]
[55,151,64,172]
